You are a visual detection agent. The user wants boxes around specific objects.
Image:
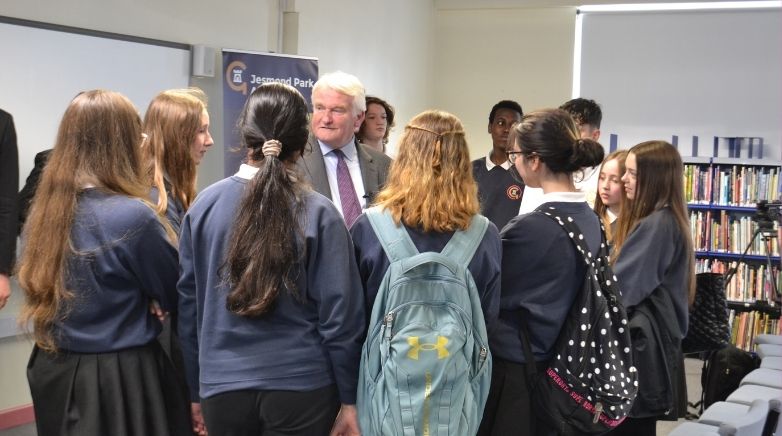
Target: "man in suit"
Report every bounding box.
[297,71,392,227]
[0,109,19,310]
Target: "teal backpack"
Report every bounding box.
[357,206,492,436]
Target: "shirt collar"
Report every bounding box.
[541,191,587,203]
[485,151,511,171]
[319,138,358,161]
[235,163,260,180]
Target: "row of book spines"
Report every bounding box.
[715,166,779,206]
[684,165,712,204]
[689,210,780,256]
[683,164,780,204]
[729,309,781,352]
[696,259,780,302]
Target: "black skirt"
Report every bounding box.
[27,340,191,436]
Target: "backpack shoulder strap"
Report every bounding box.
[365,206,419,262]
[533,205,607,264]
[441,214,489,268]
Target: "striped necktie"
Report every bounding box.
[333,149,362,226]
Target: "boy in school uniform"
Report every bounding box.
[472,100,524,231]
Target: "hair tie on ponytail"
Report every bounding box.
[262,139,282,157]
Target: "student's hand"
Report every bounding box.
[191,402,208,436]
[0,274,10,310]
[149,299,168,322]
[330,404,360,436]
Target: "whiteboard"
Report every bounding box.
[579,8,782,159]
[0,17,190,337]
[0,17,191,188]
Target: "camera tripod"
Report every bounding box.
[723,222,780,301]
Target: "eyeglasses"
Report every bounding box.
[506,150,523,164]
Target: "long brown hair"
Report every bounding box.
[612,141,696,304]
[17,90,171,351]
[141,88,207,215]
[374,110,478,232]
[593,150,628,242]
[223,83,310,317]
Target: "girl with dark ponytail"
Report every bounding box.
[178,83,365,436]
[479,108,604,436]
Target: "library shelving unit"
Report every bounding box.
[684,155,781,351]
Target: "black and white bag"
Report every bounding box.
[519,206,638,434]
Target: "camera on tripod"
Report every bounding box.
[753,200,782,231]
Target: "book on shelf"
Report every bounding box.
[729,309,781,352]
[696,258,780,303]
[684,153,781,350]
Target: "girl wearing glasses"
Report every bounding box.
[479,108,603,436]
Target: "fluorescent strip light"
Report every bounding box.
[578,2,781,13]
[572,12,583,98]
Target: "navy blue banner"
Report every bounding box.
[222,50,318,176]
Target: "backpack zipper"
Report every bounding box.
[384,312,395,339]
[479,347,488,364]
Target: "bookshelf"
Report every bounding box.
[684,156,782,351]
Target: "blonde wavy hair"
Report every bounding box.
[374,110,479,232]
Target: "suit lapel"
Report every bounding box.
[300,136,332,200]
[356,139,379,201]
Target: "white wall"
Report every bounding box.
[294,0,436,156]
[1,0,273,191]
[434,7,576,159]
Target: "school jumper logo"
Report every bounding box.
[506,185,522,200]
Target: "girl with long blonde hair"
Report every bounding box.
[350,109,501,317]
[18,90,189,436]
[593,150,628,243]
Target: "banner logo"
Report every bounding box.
[407,336,449,360]
[226,60,248,95]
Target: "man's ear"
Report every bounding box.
[354,111,365,132]
[592,128,601,142]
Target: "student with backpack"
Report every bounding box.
[479,108,608,436]
[177,83,365,436]
[350,109,501,435]
[608,141,696,435]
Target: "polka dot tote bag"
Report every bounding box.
[519,206,638,434]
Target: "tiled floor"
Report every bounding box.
[0,358,707,436]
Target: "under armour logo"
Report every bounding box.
[407,336,449,360]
